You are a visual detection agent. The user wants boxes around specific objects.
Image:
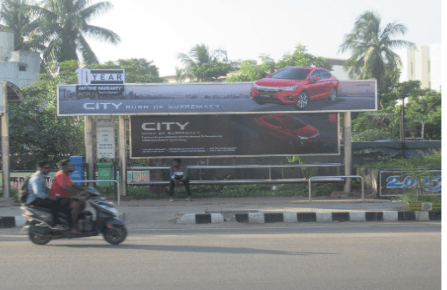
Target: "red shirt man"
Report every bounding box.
[50,170,75,198]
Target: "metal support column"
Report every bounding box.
[84,116,94,186]
[344,112,352,193]
[118,116,127,196]
[1,111,10,198]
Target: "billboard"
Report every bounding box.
[58,80,377,116]
[379,170,442,197]
[130,113,340,158]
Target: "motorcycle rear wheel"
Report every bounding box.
[103,225,127,245]
[28,231,51,245]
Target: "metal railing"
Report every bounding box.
[128,163,343,185]
[80,179,121,205]
[308,175,365,203]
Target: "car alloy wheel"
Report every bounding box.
[295,92,309,110]
[326,88,337,102]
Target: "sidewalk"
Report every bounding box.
[2,196,434,228]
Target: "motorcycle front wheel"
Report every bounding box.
[103,225,127,245]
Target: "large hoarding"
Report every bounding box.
[130,113,340,158]
[58,80,377,116]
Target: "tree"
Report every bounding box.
[226,55,276,82]
[402,90,441,140]
[174,66,186,83]
[339,11,414,92]
[277,44,332,71]
[227,46,332,82]
[0,0,38,51]
[30,0,120,64]
[8,60,85,170]
[90,58,164,83]
[177,44,236,81]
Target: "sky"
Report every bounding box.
[87,0,442,77]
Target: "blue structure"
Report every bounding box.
[69,156,84,186]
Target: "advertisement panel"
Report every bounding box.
[379,170,442,197]
[96,116,115,159]
[130,113,339,158]
[58,80,377,116]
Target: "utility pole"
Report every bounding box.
[344,112,352,193]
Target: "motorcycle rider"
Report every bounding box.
[26,160,67,230]
[50,159,87,234]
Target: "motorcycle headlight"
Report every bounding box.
[279,85,299,91]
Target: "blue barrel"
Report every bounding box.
[69,156,84,186]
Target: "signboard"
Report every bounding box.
[130,113,340,158]
[58,79,377,116]
[96,116,115,159]
[379,170,442,197]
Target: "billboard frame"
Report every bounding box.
[57,79,378,116]
[129,113,341,159]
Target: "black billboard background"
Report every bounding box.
[130,113,339,158]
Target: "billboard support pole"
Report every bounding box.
[1,110,10,198]
[118,116,127,196]
[84,116,94,186]
[344,112,352,193]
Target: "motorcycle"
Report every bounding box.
[21,187,127,245]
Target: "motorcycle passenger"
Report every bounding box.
[50,159,87,235]
[26,160,67,230]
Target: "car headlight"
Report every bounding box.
[252,84,261,90]
[297,135,311,140]
[278,85,299,92]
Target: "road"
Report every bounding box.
[0,222,440,290]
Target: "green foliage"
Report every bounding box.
[358,149,441,170]
[192,62,234,81]
[339,11,414,92]
[90,58,163,83]
[405,90,442,140]
[277,44,332,71]
[227,45,332,82]
[0,0,38,51]
[9,60,85,170]
[177,44,236,82]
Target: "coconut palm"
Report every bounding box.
[0,0,39,51]
[30,0,120,64]
[339,11,415,91]
[177,44,229,81]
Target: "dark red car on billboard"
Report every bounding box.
[250,66,339,110]
[256,114,320,146]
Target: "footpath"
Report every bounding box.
[0,196,441,228]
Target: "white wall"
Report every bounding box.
[0,32,40,88]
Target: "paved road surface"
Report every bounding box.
[0,222,440,290]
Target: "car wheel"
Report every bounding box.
[326,88,337,102]
[294,92,309,110]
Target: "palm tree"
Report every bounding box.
[0,0,39,51]
[339,11,415,92]
[30,0,120,64]
[177,44,229,81]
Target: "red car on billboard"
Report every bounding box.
[250,66,339,110]
[256,114,320,146]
